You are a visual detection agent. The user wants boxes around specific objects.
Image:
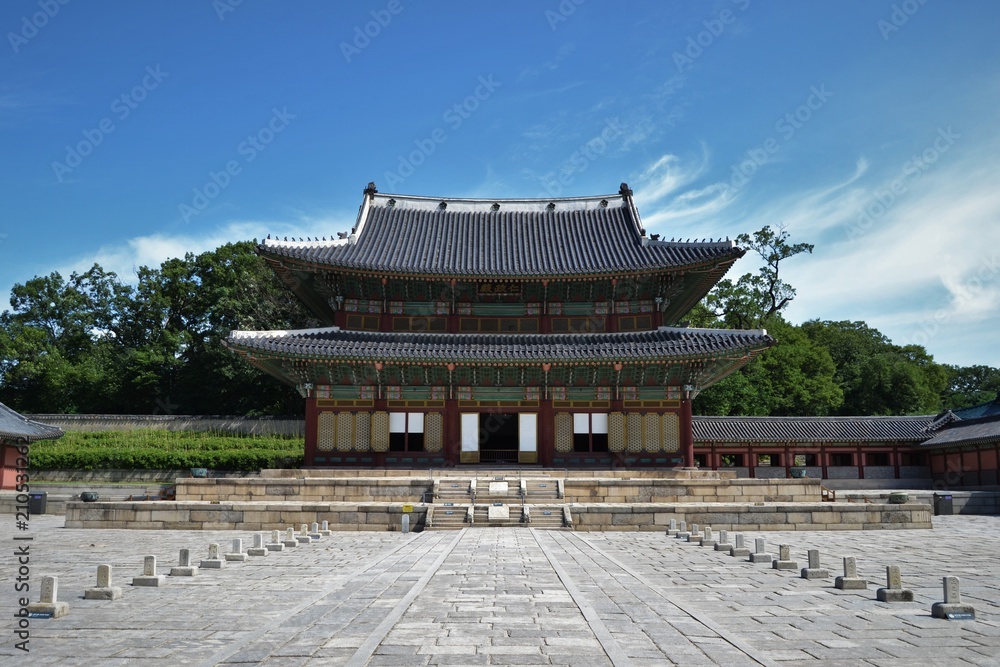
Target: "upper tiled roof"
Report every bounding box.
[693,415,934,443]
[919,414,1000,449]
[259,183,743,277]
[227,326,774,363]
[0,402,64,443]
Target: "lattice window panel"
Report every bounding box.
[644,413,660,452]
[354,413,371,452]
[661,412,680,452]
[608,412,625,452]
[371,411,390,452]
[336,412,354,451]
[554,413,574,453]
[317,412,336,452]
[424,412,444,453]
[626,413,642,453]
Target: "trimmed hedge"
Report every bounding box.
[27,430,304,471]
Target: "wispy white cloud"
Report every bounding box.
[778,151,1000,364]
[60,215,354,283]
[634,150,736,231]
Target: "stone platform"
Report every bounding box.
[65,468,933,531]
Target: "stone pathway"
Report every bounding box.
[2,515,998,665]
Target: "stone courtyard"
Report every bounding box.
[2,515,998,666]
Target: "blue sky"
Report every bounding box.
[2,1,998,368]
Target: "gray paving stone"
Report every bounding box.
[1,515,999,666]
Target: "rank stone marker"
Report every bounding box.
[801,549,830,579]
[731,533,751,558]
[701,526,717,548]
[750,538,773,563]
[715,529,733,552]
[931,576,976,619]
[283,527,299,548]
[266,529,285,552]
[84,564,123,600]
[200,543,225,569]
[877,565,914,602]
[247,533,268,557]
[296,524,313,544]
[132,555,166,587]
[667,518,678,536]
[835,556,868,590]
[319,520,332,537]
[676,521,690,540]
[687,523,702,545]
[27,575,69,618]
[773,544,798,570]
[225,538,249,561]
[170,548,198,576]
[310,522,322,539]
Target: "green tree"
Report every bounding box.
[704,225,814,330]
[0,265,135,413]
[800,320,947,415]
[0,241,317,415]
[695,317,842,416]
[940,364,1000,409]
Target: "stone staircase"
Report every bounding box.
[426,475,569,530]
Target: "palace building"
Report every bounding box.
[228,182,775,468]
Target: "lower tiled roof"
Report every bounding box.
[919,414,1000,449]
[693,415,934,443]
[227,326,774,363]
[0,402,64,443]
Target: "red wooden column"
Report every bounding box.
[304,397,318,467]
[680,398,695,468]
[538,399,554,467]
[444,398,460,465]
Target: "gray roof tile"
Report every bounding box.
[693,415,933,443]
[228,326,774,363]
[0,402,64,443]
[919,414,1000,448]
[260,186,742,277]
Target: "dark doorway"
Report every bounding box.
[479,413,518,463]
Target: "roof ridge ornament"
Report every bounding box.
[364,181,377,196]
[619,182,633,197]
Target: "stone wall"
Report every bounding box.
[64,500,426,531]
[570,502,933,531]
[62,499,932,531]
[177,477,433,503]
[563,478,821,504]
